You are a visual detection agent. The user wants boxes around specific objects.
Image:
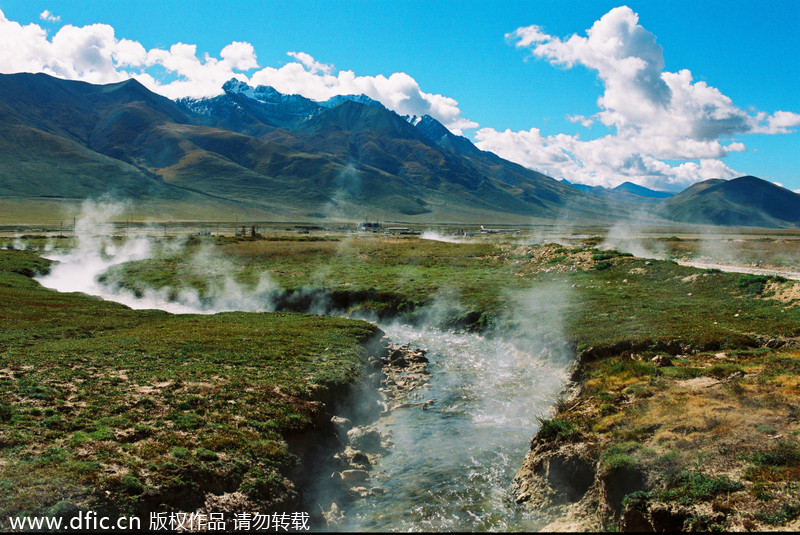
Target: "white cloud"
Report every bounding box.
[0,9,475,134]
[286,51,332,74]
[753,110,800,134]
[567,114,594,128]
[248,59,478,134]
[475,126,739,191]
[483,6,800,189]
[39,10,60,23]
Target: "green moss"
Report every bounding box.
[757,503,800,526]
[659,471,743,505]
[170,447,190,459]
[195,448,219,462]
[600,442,641,472]
[705,363,744,380]
[120,475,145,496]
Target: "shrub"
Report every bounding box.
[705,363,743,380]
[120,475,145,495]
[536,417,579,441]
[663,366,704,379]
[623,490,652,511]
[749,441,800,467]
[592,253,615,261]
[757,503,800,526]
[660,471,743,505]
[736,274,785,295]
[195,448,219,462]
[600,442,640,472]
[606,358,655,378]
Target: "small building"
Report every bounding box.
[358,221,382,232]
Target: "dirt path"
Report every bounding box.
[677,260,800,280]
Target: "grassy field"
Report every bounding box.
[103,234,800,349]
[2,230,800,530]
[0,249,378,523]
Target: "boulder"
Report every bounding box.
[331,415,352,435]
[346,426,385,453]
[651,355,673,367]
[344,447,372,468]
[340,469,370,483]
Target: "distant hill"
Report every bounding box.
[658,176,800,227]
[560,179,674,204]
[613,181,674,199]
[0,73,616,223]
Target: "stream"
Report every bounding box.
[332,324,570,532]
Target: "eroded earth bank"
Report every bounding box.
[514,338,800,532]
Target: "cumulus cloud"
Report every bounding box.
[475,127,740,191]
[286,51,332,74]
[567,114,594,128]
[753,110,800,134]
[39,10,60,23]
[480,6,799,189]
[0,9,475,134]
[249,58,478,134]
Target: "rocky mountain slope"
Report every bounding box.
[0,73,611,223]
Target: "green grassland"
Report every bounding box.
[106,235,800,349]
[3,232,800,529]
[0,249,378,522]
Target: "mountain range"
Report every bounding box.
[560,179,675,204]
[0,72,798,228]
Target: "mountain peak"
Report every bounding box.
[613,181,675,199]
[222,79,284,103]
[403,114,482,157]
[320,93,384,109]
[222,79,384,112]
[406,114,450,140]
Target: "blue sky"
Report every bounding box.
[0,0,798,191]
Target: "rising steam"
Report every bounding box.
[35,201,281,314]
